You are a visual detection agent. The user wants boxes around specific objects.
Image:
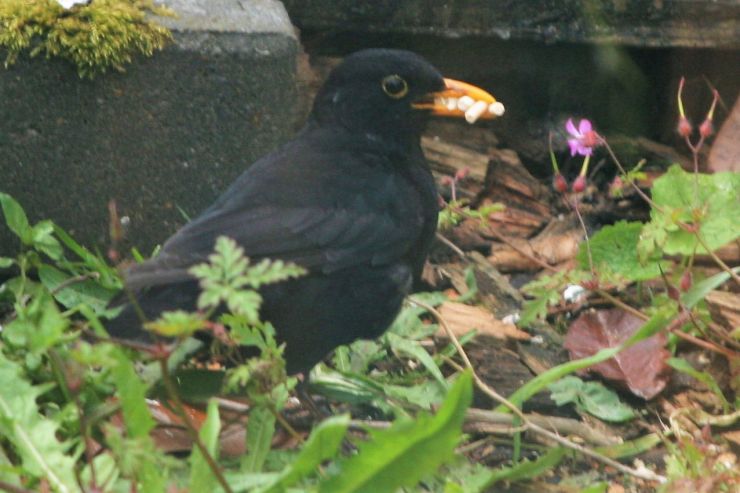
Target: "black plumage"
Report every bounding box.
[107,49,475,374]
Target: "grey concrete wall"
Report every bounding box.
[0,0,299,256]
[283,0,740,49]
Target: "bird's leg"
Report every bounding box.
[295,374,331,419]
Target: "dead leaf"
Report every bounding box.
[437,301,530,340]
[708,94,740,173]
[723,430,740,447]
[563,309,670,399]
[706,290,740,331]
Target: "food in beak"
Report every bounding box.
[414,78,505,124]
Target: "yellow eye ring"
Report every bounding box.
[381,75,409,99]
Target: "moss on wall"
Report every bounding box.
[0,0,173,77]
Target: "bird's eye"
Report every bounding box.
[381,75,409,99]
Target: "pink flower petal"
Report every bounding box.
[568,139,580,156]
[578,119,592,134]
[565,118,578,137]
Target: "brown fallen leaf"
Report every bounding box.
[708,94,740,173]
[437,301,530,340]
[563,308,670,399]
[488,217,582,272]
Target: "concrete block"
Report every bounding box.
[283,0,740,49]
[0,0,299,256]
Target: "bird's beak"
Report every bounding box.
[413,78,505,124]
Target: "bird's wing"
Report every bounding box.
[124,145,422,292]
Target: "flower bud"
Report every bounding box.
[454,167,470,181]
[572,175,586,193]
[699,118,714,138]
[609,175,624,198]
[553,174,568,193]
[677,116,692,138]
[667,284,680,301]
[439,176,454,187]
[680,271,692,292]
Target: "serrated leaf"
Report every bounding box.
[110,349,155,438]
[578,221,663,282]
[226,289,262,321]
[650,165,740,254]
[0,192,32,244]
[144,310,206,337]
[245,258,306,289]
[189,398,221,491]
[0,353,79,493]
[3,289,68,353]
[318,371,472,493]
[259,415,349,493]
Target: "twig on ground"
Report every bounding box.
[50,272,100,295]
[411,297,668,484]
[436,232,467,259]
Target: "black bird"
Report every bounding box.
[107,49,502,374]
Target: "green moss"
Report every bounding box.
[0,0,173,78]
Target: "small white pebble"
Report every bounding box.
[120,216,131,226]
[456,95,475,111]
[530,335,544,345]
[489,101,505,116]
[465,100,489,124]
[502,313,520,324]
[563,284,586,302]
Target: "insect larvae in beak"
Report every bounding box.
[489,102,506,117]
[456,96,475,112]
[465,100,489,123]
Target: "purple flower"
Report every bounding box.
[566,118,598,156]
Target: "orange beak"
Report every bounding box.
[413,78,505,123]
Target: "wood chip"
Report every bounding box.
[437,301,530,340]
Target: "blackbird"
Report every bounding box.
[107,49,502,374]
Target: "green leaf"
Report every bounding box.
[3,289,68,353]
[318,371,473,493]
[500,306,674,411]
[650,165,740,255]
[0,192,32,244]
[109,349,155,438]
[108,349,165,491]
[579,482,609,493]
[31,220,63,260]
[680,267,740,309]
[0,353,79,493]
[189,398,221,492]
[144,310,207,337]
[480,447,566,487]
[549,376,635,422]
[578,221,663,282]
[38,264,116,312]
[259,415,349,493]
[386,332,447,387]
[0,257,14,268]
[667,358,729,412]
[243,405,276,473]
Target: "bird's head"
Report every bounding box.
[310,49,504,146]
